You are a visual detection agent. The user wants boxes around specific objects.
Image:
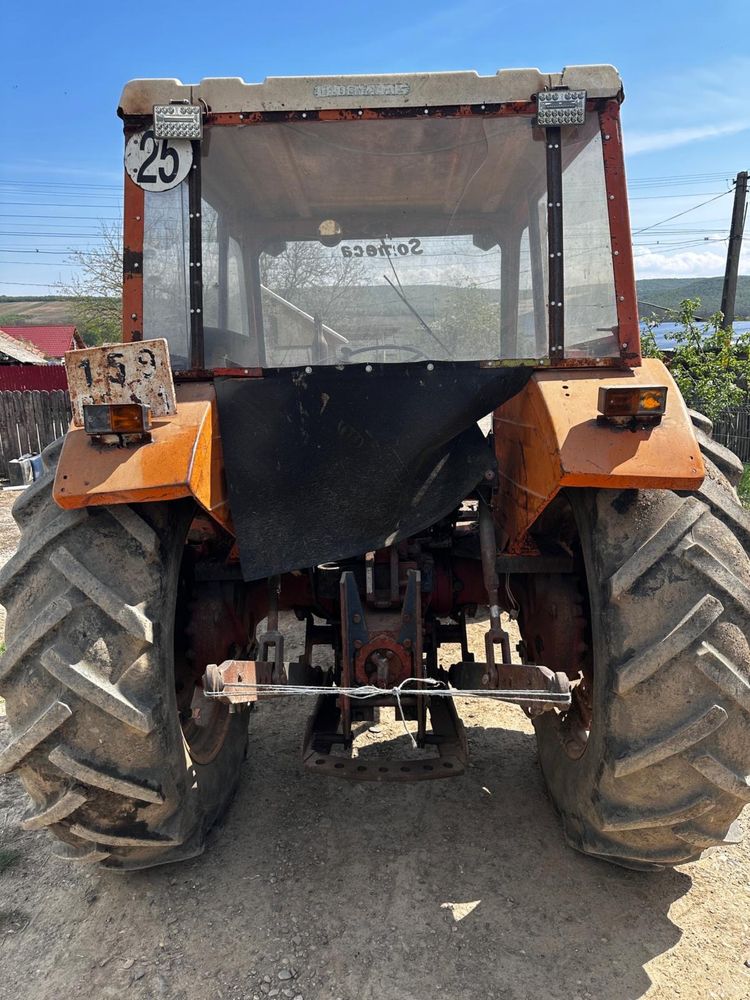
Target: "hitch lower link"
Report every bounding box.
[203,574,287,709]
[470,500,571,715]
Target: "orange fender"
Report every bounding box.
[53,381,231,530]
[493,358,705,552]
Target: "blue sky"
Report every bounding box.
[1,0,748,295]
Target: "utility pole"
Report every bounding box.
[720,170,748,329]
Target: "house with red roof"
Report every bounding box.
[0,325,83,361]
[0,325,82,390]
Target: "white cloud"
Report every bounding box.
[626,121,749,156]
[634,243,750,280]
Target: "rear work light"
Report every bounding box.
[83,403,152,442]
[597,386,668,425]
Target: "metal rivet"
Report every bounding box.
[131,313,137,320]
[134,262,139,268]
[613,250,619,256]
[426,363,434,371]
[365,364,373,372]
[196,308,201,314]
[604,133,610,140]
[305,366,312,374]
[619,295,625,301]
[609,194,615,200]
[190,308,195,314]
[623,342,628,349]
[302,112,307,118]
[424,108,429,114]
[135,215,141,221]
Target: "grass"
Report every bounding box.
[740,465,750,509]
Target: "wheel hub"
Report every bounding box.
[176,580,253,765]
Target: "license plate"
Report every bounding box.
[64,339,177,427]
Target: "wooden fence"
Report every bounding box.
[714,406,750,464]
[0,389,71,481]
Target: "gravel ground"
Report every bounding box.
[0,488,748,1000]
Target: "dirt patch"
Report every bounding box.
[0,489,748,1000]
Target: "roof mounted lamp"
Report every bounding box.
[153,101,203,140]
[536,89,586,126]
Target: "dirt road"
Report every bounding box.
[0,489,748,1000]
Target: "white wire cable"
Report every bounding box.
[204,676,570,747]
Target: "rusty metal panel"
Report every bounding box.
[600,102,641,366]
[53,382,231,530]
[493,358,705,552]
[64,339,177,426]
[122,172,145,345]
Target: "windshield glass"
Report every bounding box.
[142,113,618,367]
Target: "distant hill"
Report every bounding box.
[2,275,748,333]
[636,276,750,319]
[0,296,81,327]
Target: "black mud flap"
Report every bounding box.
[215,363,532,581]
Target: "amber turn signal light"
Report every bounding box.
[597,385,668,419]
[83,403,152,436]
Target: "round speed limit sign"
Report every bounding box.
[125,128,193,192]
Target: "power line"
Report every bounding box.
[632,190,733,236]
[0,214,121,221]
[0,180,120,190]
[0,280,65,287]
[0,201,121,209]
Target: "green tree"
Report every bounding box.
[642,297,750,423]
[57,223,122,346]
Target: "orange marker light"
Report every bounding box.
[597,386,668,420]
[83,403,152,436]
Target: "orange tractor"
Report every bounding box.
[1,66,748,871]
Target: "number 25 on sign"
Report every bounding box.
[125,129,193,192]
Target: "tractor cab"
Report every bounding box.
[120,67,638,373]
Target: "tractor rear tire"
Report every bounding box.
[0,440,249,870]
[531,420,750,868]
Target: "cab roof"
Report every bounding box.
[119,65,622,116]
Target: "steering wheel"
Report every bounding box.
[319,344,431,365]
